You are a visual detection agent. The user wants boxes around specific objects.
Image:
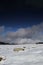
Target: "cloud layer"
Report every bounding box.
[0,23,43,44]
[0,26,4,33]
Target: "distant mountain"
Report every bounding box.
[0,41,43,45]
[0,42,18,45]
[36,42,43,44]
[0,42,9,45]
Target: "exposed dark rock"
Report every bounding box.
[0,42,18,45]
[0,42,9,45]
[36,42,43,44]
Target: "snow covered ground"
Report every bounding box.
[0,44,43,65]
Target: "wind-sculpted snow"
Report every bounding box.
[0,44,43,65]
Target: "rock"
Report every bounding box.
[13,48,25,52]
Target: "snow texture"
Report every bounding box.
[0,44,43,65]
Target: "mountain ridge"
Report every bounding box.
[0,41,43,45]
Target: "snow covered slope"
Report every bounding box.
[0,44,43,65]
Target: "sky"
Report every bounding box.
[0,0,43,44]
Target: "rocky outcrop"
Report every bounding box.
[36,42,43,44]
